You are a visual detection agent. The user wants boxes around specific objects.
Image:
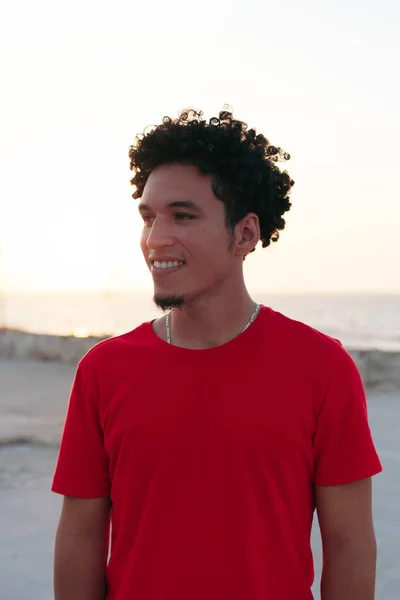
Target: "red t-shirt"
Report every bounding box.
[51,305,382,600]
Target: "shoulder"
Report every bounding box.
[77,321,153,374]
[267,306,342,350]
[265,305,357,374]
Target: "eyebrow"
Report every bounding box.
[138,200,203,213]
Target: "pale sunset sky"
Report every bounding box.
[1,0,399,294]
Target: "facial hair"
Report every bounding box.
[153,294,185,312]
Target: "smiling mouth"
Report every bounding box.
[150,260,186,277]
[152,260,185,270]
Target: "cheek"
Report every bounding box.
[189,234,231,268]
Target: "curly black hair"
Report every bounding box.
[129,108,294,253]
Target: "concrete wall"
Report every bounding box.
[1,329,399,390]
[0,330,107,364]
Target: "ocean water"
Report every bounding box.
[2,292,400,351]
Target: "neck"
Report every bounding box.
[160,284,257,350]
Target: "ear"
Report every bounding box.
[233,213,260,258]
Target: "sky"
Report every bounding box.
[1,0,399,294]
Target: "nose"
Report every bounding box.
[145,215,174,249]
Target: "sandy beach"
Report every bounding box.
[0,357,399,599]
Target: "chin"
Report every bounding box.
[153,293,185,312]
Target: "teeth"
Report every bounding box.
[153,260,184,269]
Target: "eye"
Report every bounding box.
[174,213,195,221]
[142,214,154,224]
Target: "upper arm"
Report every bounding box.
[315,477,376,549]
[52,359,111,499]
[58,496,111,538]
[313,346,382,486]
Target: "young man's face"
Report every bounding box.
[138,163,238,309]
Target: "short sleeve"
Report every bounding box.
[313,345,383,486]
[51,357,111,498]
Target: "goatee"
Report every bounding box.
[153,294,185,312]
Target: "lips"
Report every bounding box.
[150,259,186,278]
[153,260,185,270]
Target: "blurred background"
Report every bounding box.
[0,1,399,598]
[0,0,399,345]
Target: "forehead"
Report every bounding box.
[140,163,216,208]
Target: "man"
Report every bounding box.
[52,108,382,600]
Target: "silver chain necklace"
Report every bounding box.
[165,303,261,345]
